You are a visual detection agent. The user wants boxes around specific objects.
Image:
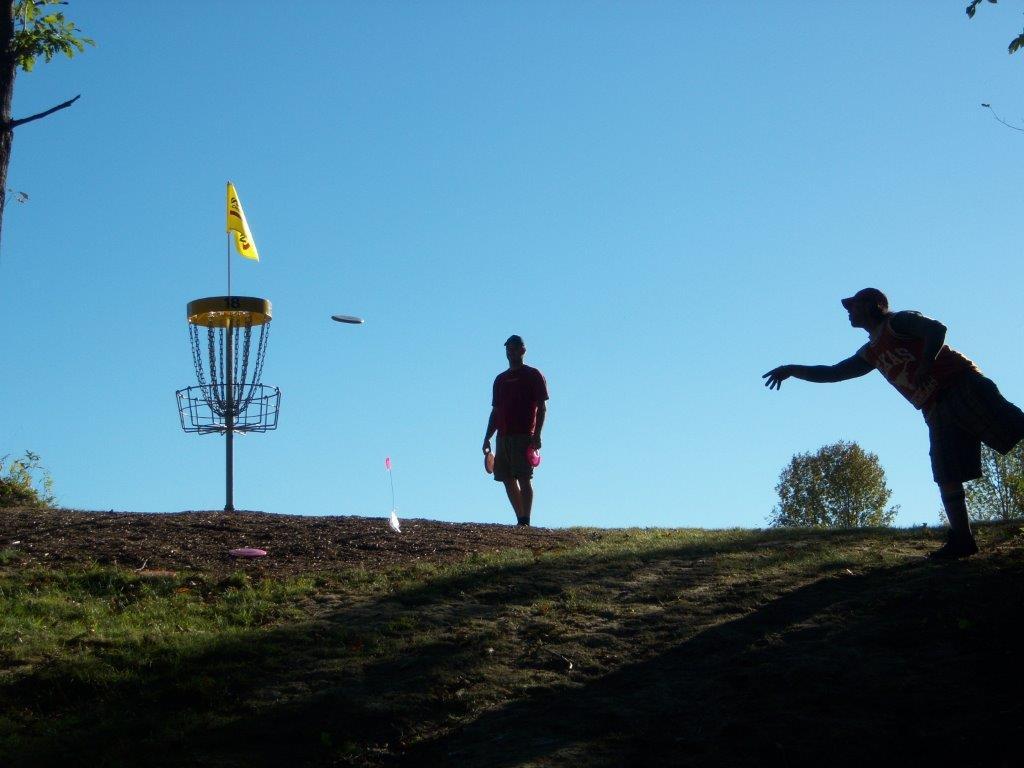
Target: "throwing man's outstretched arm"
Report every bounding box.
[763,354,874,390]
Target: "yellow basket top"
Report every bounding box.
[187,296,272,328]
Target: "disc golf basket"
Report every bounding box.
[176,296,281,511]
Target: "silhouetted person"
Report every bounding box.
[763,288,1024,559]
[483,335,548,526]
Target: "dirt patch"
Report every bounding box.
[0,508,604,577]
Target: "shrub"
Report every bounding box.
[770,440,898,528]
[0,450,55,508]
[966,444,1024,522]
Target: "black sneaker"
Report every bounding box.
[928,532,979,561]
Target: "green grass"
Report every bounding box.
[0,568,315,666]
[2,523,1022,767]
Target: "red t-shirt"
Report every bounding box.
[857,311,978,412]
[492,365,549,436]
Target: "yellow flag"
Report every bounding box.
[226,182,259,261]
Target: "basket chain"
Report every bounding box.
[187,318,270,419]
[189,324,207,389]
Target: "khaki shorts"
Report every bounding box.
[925,373,1024,484]
[494,434,533,482]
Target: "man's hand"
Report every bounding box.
[762,365,793,390]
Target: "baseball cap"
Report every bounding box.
[504,334,525,347]
[841,288,888,312]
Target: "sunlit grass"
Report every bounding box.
[0,567,316,668]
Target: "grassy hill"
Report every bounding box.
[1,509,1022,767]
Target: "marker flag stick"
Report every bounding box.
[385,457,400,532]
[385,456,395,508]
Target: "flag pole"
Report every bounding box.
[226,181,232,298]
[225,181,233,511]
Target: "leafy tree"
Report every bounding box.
[0,450,55,507]
[770,441,899,528]
[966,0,1024,55]
[965,443,1024,521]
[0,1,93,247]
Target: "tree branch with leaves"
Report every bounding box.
[0,0,93,248]
[966,0,1024,55]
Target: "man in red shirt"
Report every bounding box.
[763,288,1024,559]
[483,335,549,526]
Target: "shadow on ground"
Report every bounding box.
[402,553,1024,767]
[3,525,1022,767]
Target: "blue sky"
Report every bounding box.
[2,2,1023,529]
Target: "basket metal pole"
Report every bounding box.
[225,318,235,512]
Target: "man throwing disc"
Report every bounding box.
[763,288,1024,559]
[483,334,549,526]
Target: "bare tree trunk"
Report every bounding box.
[0,0,18,250]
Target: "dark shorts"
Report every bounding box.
[925,373,1024,484]
[494,434,533,482]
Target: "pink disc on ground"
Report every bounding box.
[229,547,267,558]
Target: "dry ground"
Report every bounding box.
[0,507,602,576]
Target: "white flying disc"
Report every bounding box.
[331,314,364,324]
